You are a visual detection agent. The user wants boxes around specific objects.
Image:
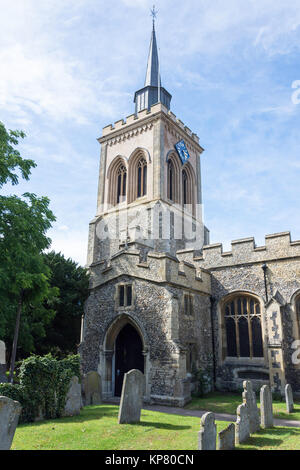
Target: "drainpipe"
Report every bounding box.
[262,263,269,303]
[210,296,217,390]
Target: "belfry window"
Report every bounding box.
[182,170,188,205]
[224,295,263,359]
[168,160,174,201]
[137,158,147,198]
[117,164,127,204]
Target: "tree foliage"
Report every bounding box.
[0,121,56,375]
[35,251,90,357]
[0,121,36,188]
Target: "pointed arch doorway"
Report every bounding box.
[114,323,144,396]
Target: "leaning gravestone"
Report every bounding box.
[235,403,250,445]
[198,412,216,450]
[0,341,7,383]
[63,376,81,417]
[285,384,294,413]
[242,380,260,433]
[0,396,22,450]
[118,369,144,424]
[260,385,273,428]
[82,371,102,406]
[217,422,235,450]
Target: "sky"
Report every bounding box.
[1,0,300,266]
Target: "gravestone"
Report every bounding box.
[198,412,216,450]
[235,403,250,445]
[0,396,22,450]
[285,384,294,413]
[260,385,273,428]
[0,341,7,383]
[82,371,102,406]
[242,380,260,433]
[217,422,235,450]
[63,376,81,417]
[118,369,144,424]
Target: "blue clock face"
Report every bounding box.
[175,139,190,164]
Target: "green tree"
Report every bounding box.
[34,251,89,357]
[0,121,36,188]
[0,122,56,381]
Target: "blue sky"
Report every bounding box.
[1,0,300,265]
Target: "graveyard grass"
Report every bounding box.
[186,392,300,421]
[11,404,300,451]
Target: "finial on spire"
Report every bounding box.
[150,5,158,29]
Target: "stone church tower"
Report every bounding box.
[80,21,213,405]
[80,19,300,403]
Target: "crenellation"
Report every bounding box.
[184,126,192,136]
[100,103,201,152]
[176,119,185,129]
[89,249,210,293]
[126,113,137,124]
[114,119,125,129]
[197,231,300,269]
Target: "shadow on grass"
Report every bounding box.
[134,421,190,431]
[17,405,119,428]
[238,426,300,450]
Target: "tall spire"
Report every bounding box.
[145,6,161,87]
[133,6,171,114]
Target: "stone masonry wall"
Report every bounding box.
[177,232,300,393]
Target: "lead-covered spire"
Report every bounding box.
[144,20,161,88]
[134,7,171,114]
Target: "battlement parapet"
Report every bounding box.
[89,249,210,294]
[100,102,201,146]
[191,231,300,269]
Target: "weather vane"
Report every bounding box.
[150,5,158,26]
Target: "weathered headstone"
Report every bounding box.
[118,369,144,424]
[235,403,250,445]
[242,380,260,433]
[260,385,273,428]
[198,412,216,450]
[82,371,102,406]
[0,396,22,450]
[0,341,7,383]
[285,384,294,413]
[63,376,81,417]
[218,422,235,450]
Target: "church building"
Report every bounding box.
[79,19,300,405]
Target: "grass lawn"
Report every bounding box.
[11,404,300,451]
[12,405,228,450]
[185,392,300,421]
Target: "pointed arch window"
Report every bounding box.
[182,169,188,205]
[137,157,147,198]
[168,160,174,201]
[117,164,127,204]
[108,158,127,207]
[224,295,263,359]
[167,154,180,203]
[181,164,195,215]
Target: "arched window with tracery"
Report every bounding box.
[182,169,189,205]
[117,164,127,204]
[168,160,174,201]
[182,164,195,214]
[128,150,148,203]
[167,154,180,203]
[108,158,127,207]
[137,157,147,198]
[223,295,263,359]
